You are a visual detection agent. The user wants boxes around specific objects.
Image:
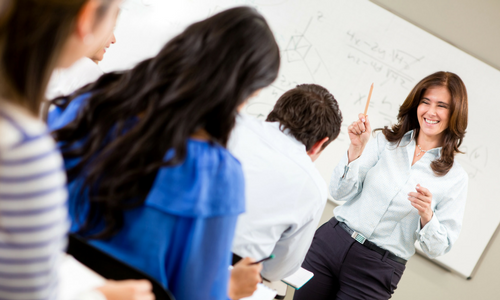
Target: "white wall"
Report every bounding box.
[371,0,500,71]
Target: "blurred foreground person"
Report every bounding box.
[0,0,153,299]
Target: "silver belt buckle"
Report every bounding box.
[351,231,367,244]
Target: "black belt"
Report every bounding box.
[338,222,407,265]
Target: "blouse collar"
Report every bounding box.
[405,129,442,157]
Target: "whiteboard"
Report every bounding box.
[100,0,500,279]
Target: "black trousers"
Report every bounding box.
[293,218,405,300]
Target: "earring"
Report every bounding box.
[83,34,95,45]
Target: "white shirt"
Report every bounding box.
[332,130,468,260]
[46,57,103,100]
[228,114,327,281]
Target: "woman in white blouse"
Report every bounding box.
[294,71,468,300]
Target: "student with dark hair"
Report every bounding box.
[48,6,280,300]
[0,0,153,299]
[294,72,468,300]
[229,84,343,280]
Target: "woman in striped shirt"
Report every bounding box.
[0,0,152,299]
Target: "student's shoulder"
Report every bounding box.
[0,101,50,149]
[229,114,280,163]
[230,113,291,151]
[235,113,282,136]
[188,139,243,179]
[147,140,245,217]
[231,113,266,138]
[188,140,245,191]
[187,137,236,161]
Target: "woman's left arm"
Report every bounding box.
[410,175,468,259]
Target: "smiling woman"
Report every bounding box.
[416,86,451,154]
[293,71,469,300]
[90,33,116,63]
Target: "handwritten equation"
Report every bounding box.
[345,31,424,89]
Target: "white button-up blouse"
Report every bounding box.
[331,130,468,260]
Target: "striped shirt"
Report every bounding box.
[0,102,68,300]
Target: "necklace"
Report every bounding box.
[416,144,427,157]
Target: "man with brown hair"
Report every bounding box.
[228,84,343,281]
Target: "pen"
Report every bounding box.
[251,254,275,265]
[364,83,374,116]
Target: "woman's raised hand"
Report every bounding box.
[347,113,372,163]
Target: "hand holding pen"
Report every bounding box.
[228,255,275,299]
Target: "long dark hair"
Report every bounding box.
[52,6,280,238]
[0,0,113,115]
[375,71,468,176]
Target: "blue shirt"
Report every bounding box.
[48,95,245,300]
[331,130,468,260]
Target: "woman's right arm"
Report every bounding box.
[330,114,383,201]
